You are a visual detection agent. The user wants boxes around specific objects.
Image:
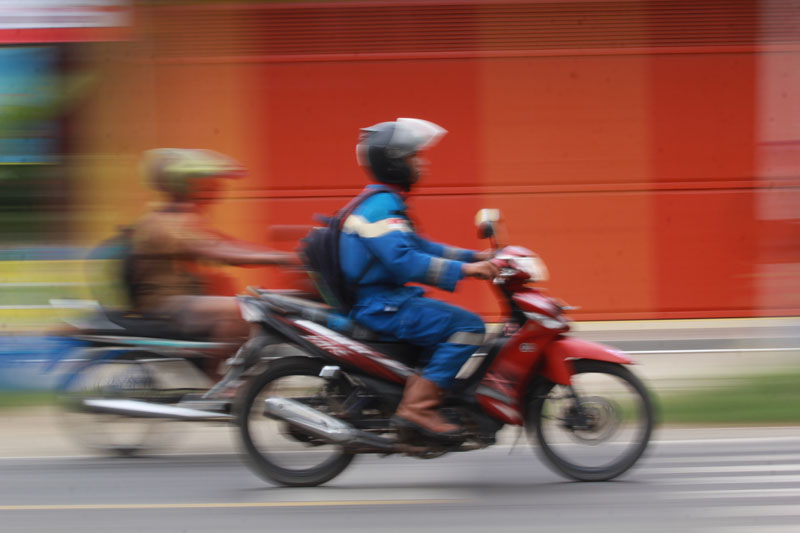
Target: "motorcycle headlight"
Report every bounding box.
[524,311,566,329]
[512,256,549,282]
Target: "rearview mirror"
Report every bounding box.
[475,209,501,239]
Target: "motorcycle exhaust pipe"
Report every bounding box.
[82,398,233,421]
[263,397,394,450]
[263,397,355,442]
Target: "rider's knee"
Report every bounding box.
[456,309,485,334]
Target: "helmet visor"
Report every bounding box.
[385,118,447,158]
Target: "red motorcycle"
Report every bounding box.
[235,210,654,487]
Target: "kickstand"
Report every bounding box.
[508,426,525,455]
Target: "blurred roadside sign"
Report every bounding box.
[0,0,131,43]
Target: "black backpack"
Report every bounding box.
[301,186,393,311]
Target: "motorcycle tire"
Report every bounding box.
[528,359,654,481]
[236,356,355,487]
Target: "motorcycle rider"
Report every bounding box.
[343,118,498,442]
[128,148,297,377]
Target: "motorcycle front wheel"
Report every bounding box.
[236,357,355,487]
[528,359,654,481]
[58,355,170,456]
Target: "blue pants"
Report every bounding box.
[351,294,485,389]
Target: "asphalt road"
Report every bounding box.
[2,318,798,532]
[1,428,799,533]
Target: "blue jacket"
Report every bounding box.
[340,185,477,308]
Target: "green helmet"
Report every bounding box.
[141,148,245,198]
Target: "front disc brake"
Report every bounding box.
[565,396,620,445]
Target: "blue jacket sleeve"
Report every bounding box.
[410,234,478,262]
[343,193,466,292]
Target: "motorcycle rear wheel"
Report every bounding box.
[237,357,355,487]
[528,359,654,481]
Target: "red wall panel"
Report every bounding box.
[257,60,483,191]
[80,1,800,320]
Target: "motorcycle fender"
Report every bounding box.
[541,338,634,385]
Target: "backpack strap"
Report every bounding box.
[303,185,399,311]
[337,185,397,305]
[336,185,396,229]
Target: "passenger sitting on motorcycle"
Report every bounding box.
[129,148,297,375]
[343,118,499,442]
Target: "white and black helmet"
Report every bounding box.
[356,118,446,190]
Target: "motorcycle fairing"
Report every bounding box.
[473,327,634,425]
[541,337,634,385]
[511,290,563,319]
[474,322,563,425]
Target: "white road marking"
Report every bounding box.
[662,474,800,485]
[645,464,800,474]
[701,504,800,518]
[664,488,800,500]
[653,436,800,445]
[627,348,799,354]
[643,453,800,464]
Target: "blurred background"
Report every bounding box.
[0,0,798,328]
[0,0,797,406]
[0,2,798,531]
[0,1,796,391]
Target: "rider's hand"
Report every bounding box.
[472,249,495,262]
[462,260,500,280]
[279,252,303,266]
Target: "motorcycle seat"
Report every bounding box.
[76,308,206,341]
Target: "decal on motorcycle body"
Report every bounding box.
[295,320,373,354]
[475,384,514,405]
[481,371,516,400]
[294,320,413,378]
[302,334,353,359]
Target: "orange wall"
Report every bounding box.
[77,1,800,321]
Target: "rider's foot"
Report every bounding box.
[391,375,465,444]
